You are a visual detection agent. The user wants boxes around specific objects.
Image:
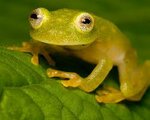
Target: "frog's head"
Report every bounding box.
[29,8,100,45]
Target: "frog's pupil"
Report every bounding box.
[82,18,91,24]
[30,13,38,19]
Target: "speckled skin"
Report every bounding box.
[11,8,150,103]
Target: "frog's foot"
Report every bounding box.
[8,42,32,52]
[95,87,125,103]
[47,68,82,87]
[7,42,55,66]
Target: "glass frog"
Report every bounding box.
[9,8,150,103]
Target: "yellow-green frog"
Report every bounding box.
[10,8,150,103]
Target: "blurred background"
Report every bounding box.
[0,0,150,61]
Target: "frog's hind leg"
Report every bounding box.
[96,52,150,103]
[95,61,150,103]
[119,58,150,101]
[96,87,125,103]
[125,60,150,101]
[8,42,55,66]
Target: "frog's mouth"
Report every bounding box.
[30,30,96,46]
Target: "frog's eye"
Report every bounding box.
[29,9,44,29]
[75,13,94,33]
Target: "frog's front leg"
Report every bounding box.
[8,41,55,66]
[47,58,113,92]
[47,68,83,87]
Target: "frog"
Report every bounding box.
[9,8,150,103]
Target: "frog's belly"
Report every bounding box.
[71,45,125,65]
[71,48,101,64]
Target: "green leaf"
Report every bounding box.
[0,0,150,120]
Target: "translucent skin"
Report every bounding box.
[11,8,150,103]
